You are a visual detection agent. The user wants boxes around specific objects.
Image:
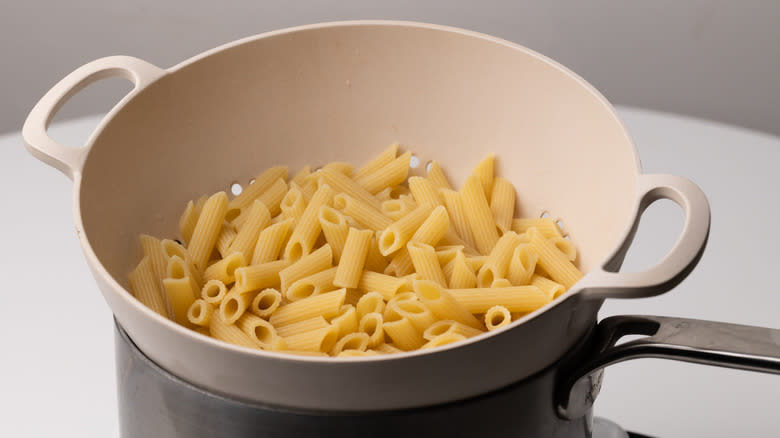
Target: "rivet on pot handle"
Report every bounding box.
[579,174,711,300]
[22,56,166,180]
[556,315,780,420]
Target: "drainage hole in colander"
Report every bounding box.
[409,155,420,169]
[540,211,550,218]
[248,178,256,185]
[230,182,243,196]
[425,161,433,172]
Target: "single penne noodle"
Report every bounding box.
[449,251,477,289]
[322,161,353,176]
[209,310,260,350]
[435,245,464,265]
[355,151,411,194]
[448,285,550,313]
[384,247,415,276]
[407,241,448,287]
[511,218,563,239]
[284,183,334,261]
[236,313,286,350]
[234,259,290,292]
[388,299,436,333]
[201,279,228,305]
[356,291,386,319]
[440,189,478,251]
[526,227,583,289]
[408,176,443,207]
[274,315,329,338]
[358,271,409,301]
[269,289,347,326]
[329,304,359,337]
[491,278,513,288]
[318,206,349,263]
[423,320,484,341]
[128,257,169,318]
[280,186,306,225]
[382,316,425,351]
[381,197,415,221]
[179,200,198,245]
[189,192,229,271]
[228,199,271,260]
[187,299,215,327]
[507,244,538,286]
[384,291,418,320]
[531,274,567,300]
[548,236,577,261]
[279,244,333,292]
[291,165,311,186]
[229,166,288,211]
[161,239,189,261]
[333,193,393,231]
[485,306,512,331]
[300,179,317,203]
[374,342,402,354]
[490,177,516,233]
[249,288,283,318]
[477,231,522,287]
[461,175,499,255]
[219,286,260,324]
[286,266,338,302]
[410,205,450,247]
[140,234,168,283]
[414,280,482,329]
[353,143,398,181]
[359,312,385,348]
[330,332,369,355]
[203,252,246,285]
[378,203,435,255]
[334,228,373,288]
[472,155,495,198]
[194,195,208,213]
[318,168,382,211]
[425,160,452,190]
[252,218,293,265]
[364,234,389,273]
[283,325,340,353]
[256,178,288,217]
[162,275,199,327]
[215,222,238,258]
[421,332,466,349]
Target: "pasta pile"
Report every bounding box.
[128,145,583,357]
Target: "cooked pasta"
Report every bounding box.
[131,151,585,357]
[334,228,373,288]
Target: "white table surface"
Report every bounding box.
[2,106,779,437]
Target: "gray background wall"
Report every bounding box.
[2,0,778,135]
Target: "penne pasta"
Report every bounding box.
[353,144,398,181]
[333,193,393,231]
[507,244,538,286]
[410,205,450,247]
[425,161,452,190]
[407,241,448,287]
[414,280,482,329]
[378,203,434,255]
[233,259,289,292]
[318,206,349,263]
[356,291,386,319]
[531,274,567,300]
[330,332,369,355]
[284,183,334,261]
[178,200,198,245]
[140,234,168,284]
[274,315,329,338]
[449,251,477,289]
[549,236,577,261]
[358,271,410,301]
[162,256,200,327]
[201,279,228,305]
[215,223,238,258]
[279,244,332,292]
[526,227,583,289]
[187,299,215,327]
[408,176,443,207]
[448,285,550,313]
[381,196,417,221]
[228,200,271,261]
[477,231,522,287]
[423,320,484,340]
[219,286,260,324]
[359,312,385,348]
[283,325,340,353]
[485,305,512,331]
[322,161,353,176]
[209,311,259,350]
[236,313,286,350]
[472,154,495,198]
[388,299,436,333]
[280,186,306,226]
[291,166,311,187]
[440,189,478,251]
[249,288,283,318]
[269,289,347,326]
[189,192,229,271]
[329,304,359,338]
[364,234,389,273]
[334,228,373,288]
[461,176,499,255]
[128,256,169,318]
[355,151,411,194]
[251,218,293,265]
[286,266,338,302]
[318,168,382,211]
[511,218,563,239]
[375,343,402,355]
[203,252,246,285]
[384,248,415,277]
[421,332,466,349]
[490,177,516,233]
[382,315,425,351]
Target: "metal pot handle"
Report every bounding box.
[578,174,711,301]
[22,56,165,180]
[556,315,780,420]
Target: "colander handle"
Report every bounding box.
[22,56,165,180]
[579,174,711,300]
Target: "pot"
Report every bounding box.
[26,21,765,417]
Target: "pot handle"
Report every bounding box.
[22,56,165,180]
[556,315,780,419]
[578,174,711,300]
